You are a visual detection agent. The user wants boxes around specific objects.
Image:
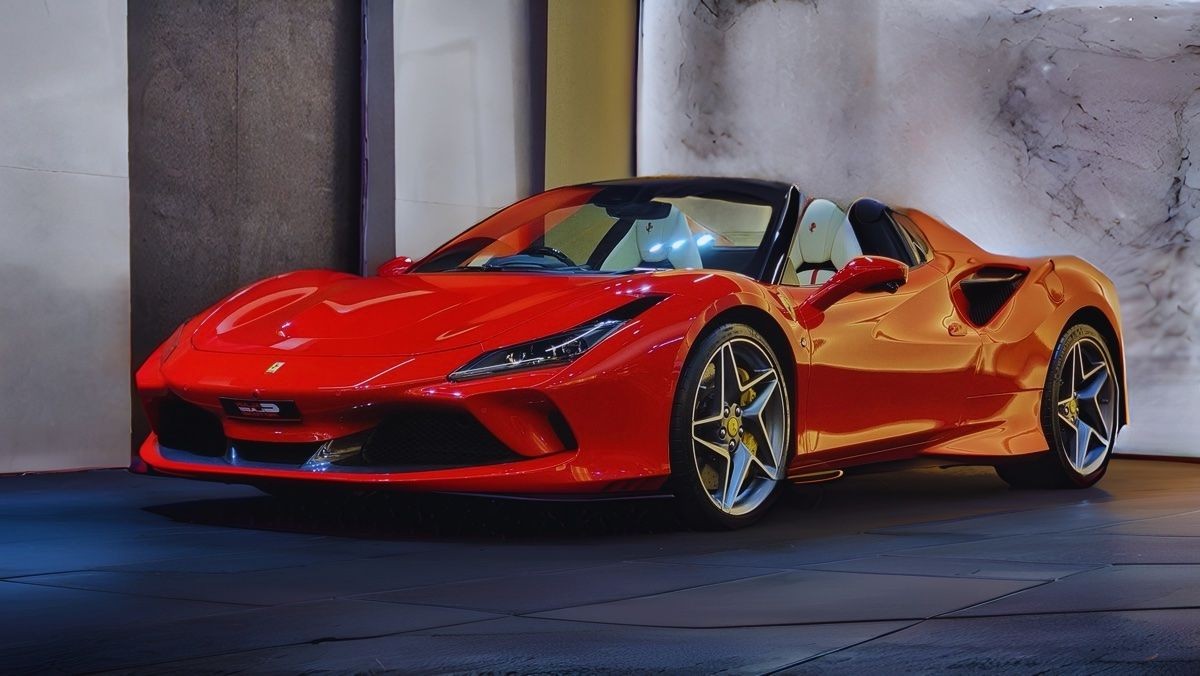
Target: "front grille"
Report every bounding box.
[358,409,522,469]
[156,397,225,457]
[231,440,323,465]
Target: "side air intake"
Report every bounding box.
[958,267,1028,326]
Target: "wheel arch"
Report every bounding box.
[1045,256,1126,429]
[666,302,801,527]
[690,304,800,426]
[1065,305,1128,428]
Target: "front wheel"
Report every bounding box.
[996,323,1120,489]
[669,324,793,529]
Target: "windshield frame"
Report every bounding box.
[410,177,800,282]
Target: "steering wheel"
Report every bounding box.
[524,246,577,266]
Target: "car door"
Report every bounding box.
[778,207,984,465]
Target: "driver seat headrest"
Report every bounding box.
[601,205,703,270]
[791,199,862,284]
[635,207,701,267]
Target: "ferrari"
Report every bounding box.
[134,177,1126,528]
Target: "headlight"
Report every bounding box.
[450,319,625,381]
[449,296,665,381]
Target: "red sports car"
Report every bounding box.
[134,177,1126,528]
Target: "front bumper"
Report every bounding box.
[136,433,635,493]
[134,316,685,495]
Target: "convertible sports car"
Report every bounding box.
[134,177,1126,528]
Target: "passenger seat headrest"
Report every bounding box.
[795,199,849,265]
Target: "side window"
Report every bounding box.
[780,218,803,286]
[890,211,931,266]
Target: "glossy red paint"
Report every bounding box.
[133,182,1126,496]
[376,256,415,277]
[798,255,909,320]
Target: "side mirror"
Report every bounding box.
[377,256,415,277]
[804,256,908,313]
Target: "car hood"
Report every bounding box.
[190,272,632,357]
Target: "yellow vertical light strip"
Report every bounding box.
[544,0,638,189]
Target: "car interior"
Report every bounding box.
[421,194,926,282]
[588,197,773,274]
[782,199,862,286]
[599,205,704,270]
[782,197,926,286]
[847,198,923,265]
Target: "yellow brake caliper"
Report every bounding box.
[698,364,762,489]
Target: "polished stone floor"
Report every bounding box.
[2,458,1199,674]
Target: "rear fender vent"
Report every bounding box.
[957,267,1028,326]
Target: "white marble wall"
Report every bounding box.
[0,0,129,472]
[393,0,537,258]
[640,0,1200,456]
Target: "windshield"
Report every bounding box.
[413,184,778,275]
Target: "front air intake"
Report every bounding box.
[358,409,523,469]
[156,396,226,457]
[231,440,323,465]
[155,401,526,472]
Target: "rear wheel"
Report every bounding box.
[669,324,792,529]
[996,323,1120,489]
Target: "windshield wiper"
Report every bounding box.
[447,264,660,275]
[447,262,593,273]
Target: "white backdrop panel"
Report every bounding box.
[640,0,1199,456]
[0,0,129,472]
[393,0,535,258]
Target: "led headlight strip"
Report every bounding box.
[449,295,665,381]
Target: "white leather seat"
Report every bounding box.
[600,205,703,271]
[790,199,862,285]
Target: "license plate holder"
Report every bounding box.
[219,398,302,421]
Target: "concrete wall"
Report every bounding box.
[392,0,540,259]
[0,0,130,473]
[129,0,361,448]
[640,0,1200,457]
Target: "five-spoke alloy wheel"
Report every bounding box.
[996,323,1120,489]
[670,324,791,528]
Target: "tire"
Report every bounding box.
[996,323,1120,489]
[669,323,793,529]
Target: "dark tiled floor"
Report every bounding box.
[1,459,1199,673]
